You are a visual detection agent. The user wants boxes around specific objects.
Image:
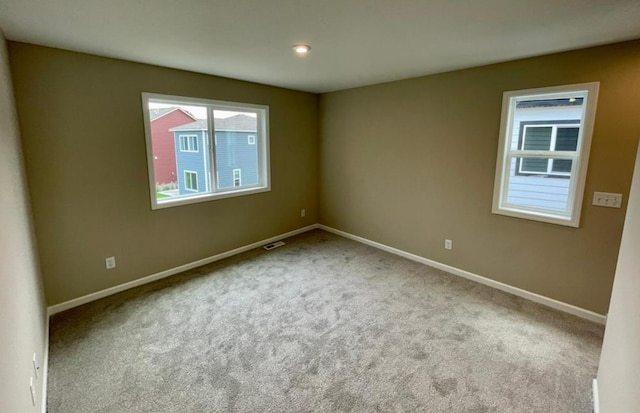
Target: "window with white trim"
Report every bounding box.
[517,122,579,176]
[184,170,198,191]
[142,93,270,209]
[179,135,199,152]
[492,82,599,227]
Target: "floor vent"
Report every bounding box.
[263,241,285,250]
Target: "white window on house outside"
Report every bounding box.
[492,82,599,227]
[179,135,199,152]
[142,93,270,209]
[233,169,242,187]
[184,170,198,191]
[517,123,579,176]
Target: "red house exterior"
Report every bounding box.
[149,108,196,185]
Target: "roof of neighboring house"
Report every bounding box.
[149,107,197,122]
[516,98,584,109]
[170,119,208,131]
[169,114,257,132]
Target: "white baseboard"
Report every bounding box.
[41,222,605,410]
[318,224,607,325]
[592,379,600,413]
[47,221,608,325]
[47,224,319,315]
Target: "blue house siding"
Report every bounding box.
[174,130,258,194]
[215,131,258,189]
[175,131,209,195]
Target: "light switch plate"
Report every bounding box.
[593,192,623,208]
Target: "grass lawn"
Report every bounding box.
[156,192,170,199]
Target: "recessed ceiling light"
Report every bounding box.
[293,44,311,55]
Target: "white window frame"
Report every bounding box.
[492,82,599,227]
[247,135,256,145]
[518,124,580,176]
[179,135,199,152]
[233,168,242,187]
[184,170,198,192]
[142,92,271,209]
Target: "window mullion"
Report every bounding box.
[549,125,558,151]
[207,107,218,193]
[256,111,263,187]
[509,150,578,159]
[548,126,558,173]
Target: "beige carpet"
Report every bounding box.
[48,229,603,412]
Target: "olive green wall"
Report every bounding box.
[10,40,640,314]
[319,40,640,315]
[10,43,319,306]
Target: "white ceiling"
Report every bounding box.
[1,0,640,93]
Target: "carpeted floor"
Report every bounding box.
[48,229,604,412]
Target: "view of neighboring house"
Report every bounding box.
[170,114,258,195]
[149,107,197,186]
[506,98,583,212]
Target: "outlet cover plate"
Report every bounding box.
[593,192,622,208]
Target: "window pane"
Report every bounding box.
[522,126,552,150]
[147,102,208,202]
[508,157,572,212]
[555,127,579,151]
[551,159,573,173]
[520,158,549,174]
[191,173,198,190]
[214,110,259,190]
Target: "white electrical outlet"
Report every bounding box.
[32,353,39,379]
[592,192,623,208]
[29,377,36,406]
[105,256,116,269]
[444,239,453,250]
[301,209,306,217]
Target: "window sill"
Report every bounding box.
[151,186,270,210]
[492,205,579,228]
